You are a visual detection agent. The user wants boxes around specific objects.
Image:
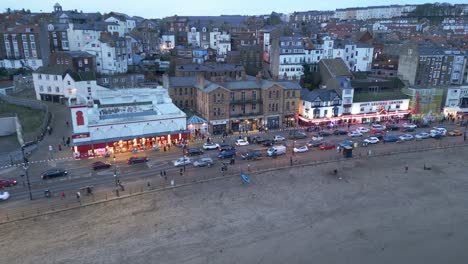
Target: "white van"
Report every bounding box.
[267,145,287,157]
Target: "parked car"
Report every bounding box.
[0,178,17,188]
[193,157,214,167]
[333,129,348,135]
[307,140,323,147]
[219,145,235,152]
[430,127,447,136]
[319,142,336,150]
[373,133,384,140]
[267,145,287,156]
[312,135,324,141]
[356,127,370,133]
[383,135,399,142]
[399,134,414,141]
[289,132,307,139]
[402,127,415,132]
[0,191,10,201]
[41,168,68,180]
[92,161,111,170]
[293,145,309,153]
[218,149,236,159]
[318,131,332,137]
[127,156,148,164]
[173,156,191,167]
[252,136,267,144]
[273,135,286,142]
[386,124,400,131]
[371,124,386,131]
[370,129,384,135]
[262,140,274,147]
[240,150,262,160]
[338,140,353,148]
[448,129,462,136]
[203,142,220,150]
[402,123,417,129]
[235,139,249,146]
[187,148,204,156]
[363,137,380,144]
[348,131,363,137]
[415,132,430,139]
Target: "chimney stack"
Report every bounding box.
[292,74,297,82]
[198,74,205,88]
[272,75,278,81]
[256,71,262,83]
[241,71,246,81]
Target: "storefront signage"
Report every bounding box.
[359,100,404,107]
[72,133,90,139]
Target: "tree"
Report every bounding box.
[301,64,322,90]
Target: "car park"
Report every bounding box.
[319,142,336,150]
[356,127,370,133]
[218,149,237,159]
[187,148,204,156]
[127,156,148,164]
[402,123,417,129]
[173,156,191,167]
[333,129,348,135]
[448,129,462,136]
[307,140,323,147]
[92,161,111,170]
[415,132,430,139]
[273,135,286,142]
[293,145,309,153]
[338,140,353,148]
[193,157,214,167]
[0,191,10,201]
[203,142,220,150]
[0,178,17,188]
[363,137,380,144]
[383,135,399,142]
[399,134,414,141]
[348,131,363,137]
[235,139,249,146]
[41,168,68,180]
[240,150,262,160]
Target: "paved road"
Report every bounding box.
[1,122,466,215]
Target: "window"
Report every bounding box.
[39,85,43,91]
[29,35,34,41]
[231,105,235,112]
[55,87,60,93]
[252,91,257,101]
[269,91,272,99]
[251,103,256,111]
[276,91,279,99]
[230,92,235,102]
[287,91,290,98]
[108,52,111,57]
[286,101,290,111]
[213,108,217,116]
[241,91,245,101]
[38,74,42,80]
[53,75,58,81]
[24,50,29,58]
[184,87,187,95]
[179,88,182,96]
[324,109,328,116]
[46,75,49,80]
[67,81,71,85]
[47,86,51,92]
[30,42,36,49]
[291,101,295,109]
[292,91,296,97]
[78,61,83,67]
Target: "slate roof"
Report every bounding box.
[319,59,352,78]
[301,88,341,102]
[169,76,197,87]
[34,66,95,81]
[176,64,245,72]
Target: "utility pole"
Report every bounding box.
[21,146,33,200]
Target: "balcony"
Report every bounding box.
[230,99,263,105]
[230,112,263,118]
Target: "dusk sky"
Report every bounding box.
[1,0,466,18]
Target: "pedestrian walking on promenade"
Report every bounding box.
[76,191,81,200]
[61,191,65,198]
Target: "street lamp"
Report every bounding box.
[21,146,33,200]
[113,156,119,186]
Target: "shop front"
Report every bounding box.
[230,118,261,132]
[210,119,228,135]
[266,116,280,129]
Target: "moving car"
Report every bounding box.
[386,125,400,131]
[312,135,324,141]
[0,191,10,201]
[402,123,417,129]
[92,161,111,170]
[267,145,287,156]
[0,178,17,188]
[262,140,274,147]
[307,140,323,147]
[219,145,235,152]
[371,124,386,131]
[252,136,267,144]
[203,142,220,150]
[356,127,370,133]
[187,148,204,156]
[127,156,148,164]
[383,135,399,142]
[430,127,447,136]
[288,132,307,139]
[402,127,415,132]
[363,137,380,144]
[415,132,430,139]
[448,129,462,136]
[318,131,332,137]
[173,156,191,167]
[193,157,214,167]
[333,129,348,135]
[41,168,68,180]
[399,134,414,141]
[240,150,262,160]
[319,142,336,150]
[348,131,363,137]
[218,149,237,159]
[273,135,286,142]
[338,140,353,148]
[293,145,309,153]
[235,139,249,146]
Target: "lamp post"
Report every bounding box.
[21,146,33,200]
[113,156,119,186]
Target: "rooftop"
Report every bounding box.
[353,90,409,103]
[176,64,245,72]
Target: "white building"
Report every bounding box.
[324,37,374,72]
[69,86,188,158]
[350,99,410,115]
[444,85,468,116]
[104,14,136,36]
[81,34,127,75]
[187,27,200,47]
[66,23,105,51]
[300,88,342,119]
[160,34,175,52]
[277,36,305,80]
[32,67,99,102]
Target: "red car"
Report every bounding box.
[319,142,336,150]
[370,129,384,135]
[0,178,17,188]
[92,161,111,170]
[127,156,148,164]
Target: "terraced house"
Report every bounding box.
[164,72,301,135]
